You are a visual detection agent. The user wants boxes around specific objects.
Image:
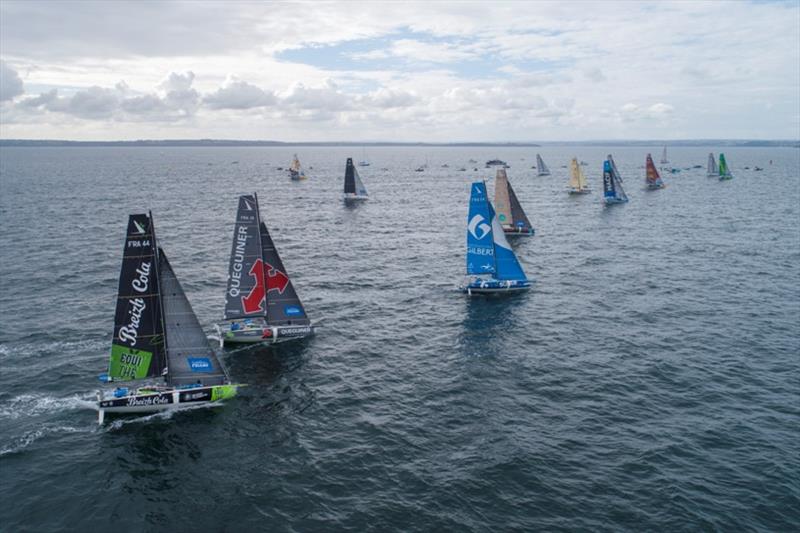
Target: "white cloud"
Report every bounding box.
[204,77,276,109]
[0,60,24,101]
[0,1,797,140]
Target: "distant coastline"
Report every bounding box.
[0,139,797,148]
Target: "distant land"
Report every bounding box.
[0,139,798,148]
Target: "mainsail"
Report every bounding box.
[290,154,301,173]
[258,222,311,326]
[569,157,588,190]
[493,168,513,226]
[645,154,664,188]
[707,153,718,176]
[344,158,368,196]
[466,182,496,276]
[108,213,167,381]
[224,195,265,321]
[159,250,227,387]
[607,154,628,201]
[536,154,550,176]
[660,146,668,164]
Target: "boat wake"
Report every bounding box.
[1,425,90,457]
[0,393,96,420]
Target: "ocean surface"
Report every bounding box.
[0,145,798,532]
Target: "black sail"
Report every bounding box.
[344,158,356,194]
[158,250,227,386]
[223,195,267,320]
[259,222,311,326]
[108,213,166,381]
[507,181,533,233]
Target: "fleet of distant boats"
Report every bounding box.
[96,148,746,422]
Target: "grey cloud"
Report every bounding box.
[0,60,24,101]
[283,80,351,111]
[204,80,276,110]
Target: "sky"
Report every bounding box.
[0,0,798,142]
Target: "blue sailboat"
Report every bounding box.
[460,182,530,295]
[603,155,629,205]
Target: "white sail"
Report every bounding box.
[660,146,668,164]
[707,153,718,177]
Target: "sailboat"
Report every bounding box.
[288,154,307,180]
[219,194,314,345]
[645,153,666,189]
[536,154,551,176]
[494,168,534,236]
[603,154,629,204]
[96,213,241,424]
[660,146,669,165]
[358,147,370,167]
[568,157,591,194]
[707,153,718,177]
[718,153,733,180]
[344,157,369,200]
[460,181,530,294]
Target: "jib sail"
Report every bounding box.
[344,158,367,196]
[159,250,227,386]
[224,195,266,320]
[108,213,167,381]
[258,222,311,326]
[507,181,533,232]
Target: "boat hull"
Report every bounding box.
[460,279,531,295]
[568,188,592,195]
[604,197,628,205]
[503,227,535,237]
[96,384,240,423]
[343,194,368,201]
[222,324,314,345]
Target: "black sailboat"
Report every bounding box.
[219,194,313,345]
[343,158,368,200]
[96,213,240,423]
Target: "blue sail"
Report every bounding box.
[603,160,616,199]
[466,182,496,275]
[489,202,527,281]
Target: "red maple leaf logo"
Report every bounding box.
[241,259,289,314]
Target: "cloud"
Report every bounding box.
[204,77,276,109]
[282,79,351,111]
[620,102,675,122]
[0,60,24,101]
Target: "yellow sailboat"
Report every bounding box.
[567,157,591,194]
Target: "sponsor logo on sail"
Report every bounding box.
[118,261,151,346]
[468,214,492,241]
[241,259,290,314]
[188,357,212,372]
[228,226,249,298]
[132,220,146,234]
[284,305,303,317]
